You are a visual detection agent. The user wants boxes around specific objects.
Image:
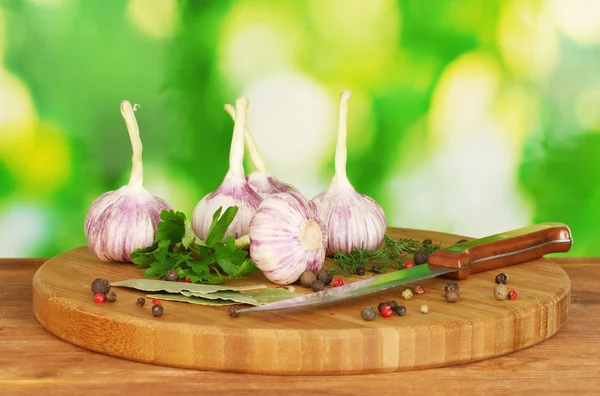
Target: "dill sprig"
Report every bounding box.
[328,235,443,276]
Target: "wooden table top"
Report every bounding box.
[2,256,599,394]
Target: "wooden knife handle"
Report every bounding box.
[427,223,573,280]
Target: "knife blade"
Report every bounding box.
[233,222,572,315]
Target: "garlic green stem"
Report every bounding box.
[229,98,249,179]
[334,90,353,188]
[120,100,144,188]
[224,104,267,173]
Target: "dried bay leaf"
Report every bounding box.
[111,278,267,294]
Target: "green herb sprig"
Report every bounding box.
[329,235,442,276]
[131,207,257,284]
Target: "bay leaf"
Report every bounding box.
[146,294,237,306]
[181,290,259,305]
[111,279,267,294]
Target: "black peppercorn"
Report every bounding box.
[164,270,179,282]
[413,250,429,265]
[316,269,333,286]
[495,272,508,285]
[395,305,407,316]
[310,280,325,292]
[371,264,383,273]
[422,239,432,247]
[229,305,240,318]
[445,282,459,293]
[377,302,390,313]
[445,290,459,303]
[355,266,366,276]
[91,278,110,295]
[152,304,163,317]
[361,306,377,321]
[387,300,398,309]
[136,297,146,307]
[105,292,117,303]
[456,239,469,244]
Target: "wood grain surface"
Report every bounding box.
[31,227,570,375]
[1,256,599,394]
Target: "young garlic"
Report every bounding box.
[84,101,173,262]
[223,104,299,198]
[313,90,387,255]
[192,98,262,240]
[249,191,327,285]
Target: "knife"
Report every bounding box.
[233,222,573,315]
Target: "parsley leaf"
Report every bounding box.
[130,207,257,284]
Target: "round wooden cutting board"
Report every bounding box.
[32,227,571,375]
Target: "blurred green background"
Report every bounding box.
[1,0,599,258]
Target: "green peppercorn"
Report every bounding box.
[105,292,117,303]
[456,239,469,244]
[136,297,146,307]
[386,300,399,309]
[91,278,110,295]
[299,271,316,288]
[377,302,390,313]
[413,250,429,265]
[361,306,377,321]
[310,280,325,292]
[316,269,333,286]
[445,282,459,293]
[152,304,163,317]
[355,266,366,276]
[395,305,407,316]
[164,270,179,282]
[495,273,508,285]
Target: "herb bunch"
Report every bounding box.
[131,207,257,284]
[329,235,442,276]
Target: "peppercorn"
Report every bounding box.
[332,278,344,287]
[91,278,110,295]
[413,250,429,265]
[445,289,459,303]
[152,304,163,317]
[316,269,333,286]
[445,282,459,293]
[164,270,179,282]
[386,300,399,309]
[105,292,117,303]
[404,262,414,268]
[395,305,407,316]
[152,298,161,305]
[310,280,325,292]
[420,305,429,314]
[402,288,413,300]
[495,273,509,285]
[371,264,383,273]
[228,305,240,318]
[456,239,469,244]
[361,306,377,321]
[299,271,316,288]
[508,290,518,301]
[380,305,393,318]
[413,285,426,294]
[136,297,146,307]
[422,239,432,247]
[93,293,106,304]
[377,302,390,313]
[494,284,509,300]
[355,266,366,276]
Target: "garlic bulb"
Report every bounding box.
[249,191,327,285]
[84,101,173,262]
[192,98,262,240]
[313,90,387,255]
[224,104,299,198]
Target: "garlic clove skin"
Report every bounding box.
[249,191,327,285]
[192,98,262,240]
[313,185,386,255]
[191,172,262,240]
[85,184,172,262]
[313,90,387,255]
[246,171,299,199]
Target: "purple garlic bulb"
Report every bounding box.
[313,90,387,255]
[84,101,173,262]
[192,98,262,240]
[223,104,299,199]
[249,191,327,285]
